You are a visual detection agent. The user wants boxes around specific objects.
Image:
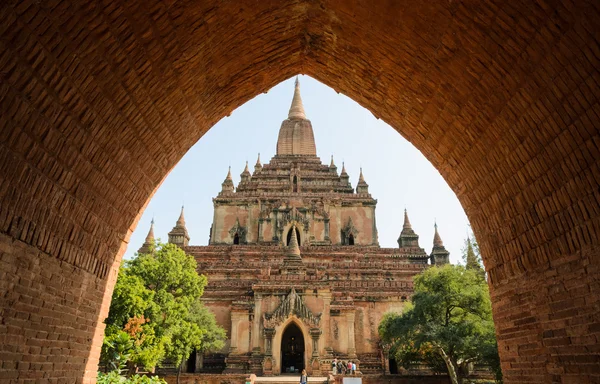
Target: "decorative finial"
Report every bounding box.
[403,209,412,229]
[226,166,232,180]
[359,167,365,183]
[433,221,443,246]
[177,205,186,227]
[145,218,155,243]
[256,153,261,165]
[288,76,306,120]
[330,155,335,168]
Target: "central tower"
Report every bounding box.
[209,78,379,247]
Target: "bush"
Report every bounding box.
[97,372,167,384]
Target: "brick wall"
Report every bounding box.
[0,233,120,382]
[0,1,598,383]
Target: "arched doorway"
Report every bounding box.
[286,227,301,246]
[280,323,305,374]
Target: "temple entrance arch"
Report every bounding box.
[280,322,305,374]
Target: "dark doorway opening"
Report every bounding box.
[293,175,298,192]
[389,358,398,374]
[281,323,305,374]
[286,227,301,246]
[233,233,240,244]
[348,234,355,245]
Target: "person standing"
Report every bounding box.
[300,369,308,384]
[332,358,338,375]
[352,361,357,375]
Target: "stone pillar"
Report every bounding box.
[264,328,275,356]
[324,218,330,241]
[252,295,263,353]
[258,219,263,242]
[347,311,356,358]
[310,328,323,376]
[321,290,333,357]
[263,328,276,376]
[229,314,239,354]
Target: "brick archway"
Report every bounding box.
[0,1,598,382]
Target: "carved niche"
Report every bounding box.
[262,288,322,329]
[341,217,359,244]
[229,218,248,243]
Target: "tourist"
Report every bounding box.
[352,361,357,375]
[338,360,344,375]
[300,369,308,384]
[347,360,352,374]
[332,358,337,374]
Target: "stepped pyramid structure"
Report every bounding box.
[145,78,449,376]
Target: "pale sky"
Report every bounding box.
[125,76,470,264]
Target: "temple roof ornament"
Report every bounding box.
[397,209,421,248]
[138,219,155,254]
[276,78,317,156]
[177,206,186,227]
[356,167,369,194]
[288,77,306,120]
[221,166,234,193]
[430,222,450,265]
[263,287,322,329]
[433,222,443,247]
[145,218,155,243]
[330,155,335,168]
[168,206,190,247]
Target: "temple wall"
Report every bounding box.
[329,206,376,245]
[212,205,250,243]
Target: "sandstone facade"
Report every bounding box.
[146,81,450,375]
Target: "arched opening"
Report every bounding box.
[292,175,298,193]
[286,227,301,246]
[1,2,598,382]
[280,323,305,374]
[233,233,240,245]
[348,234,355,245]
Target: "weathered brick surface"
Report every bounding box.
[0,0,599,383]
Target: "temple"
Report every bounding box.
[141,78,450,375]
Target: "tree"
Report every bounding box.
[463,235,485,280]
[379,265,501,384]
[102,241,226,380]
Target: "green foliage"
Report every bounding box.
[379,265,502,384]
[97,371,167,384]
[101,331,133,373]
[102,242,226,372]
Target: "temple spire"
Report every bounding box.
[287,225,301,257]
[240,161,251,182]
[430,222,450,265]
[138,219,156,254]
[254,153,262,173]
[356,167,369,194]
[221,166,234,193]
[145,218,155,243]
[288,77,306,120]
[169,206,190,247]
[282,225,305,274]
[433,222,443,247]
[403,209,412,230]
[330,155,335,168]
[177,206,186,227]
